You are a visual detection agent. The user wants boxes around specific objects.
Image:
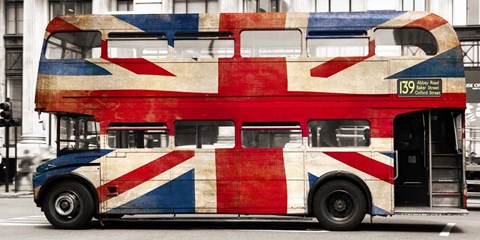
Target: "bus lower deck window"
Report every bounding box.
[308,120,370,147]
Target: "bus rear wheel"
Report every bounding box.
[42,181,94,229]
[313,180,366,231]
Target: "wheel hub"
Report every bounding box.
[333,199,347,212]
[54,193,78,216]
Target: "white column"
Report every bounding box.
[163,0,173,13]
[428,0,453,24]
[220,0,242,13]
[134,0,164,13]
[467,0,480,25]
[287,0,313,12]
[23,0,49,142]
[0,1,5,94]
[0,1,5,145]
[93,0,115,13]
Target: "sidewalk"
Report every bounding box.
[0,181,33,198]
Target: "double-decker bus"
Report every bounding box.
[33,11,467,230]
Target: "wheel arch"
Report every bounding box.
[307,170,373,216]
[36,172,99,214]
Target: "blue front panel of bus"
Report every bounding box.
[33,150,113,189]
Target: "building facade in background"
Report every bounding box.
[2,0,480,156]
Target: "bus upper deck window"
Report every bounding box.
[174,32,234,59]
[241,30,301,58]
[374,28,438,56]
[107,33,168,59]
[45,31,102,59]
[307,38,369,57]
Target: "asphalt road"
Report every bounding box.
[1,198,479,240]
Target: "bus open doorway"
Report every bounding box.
[394,109,467,214]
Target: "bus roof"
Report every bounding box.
[46,11,451,33]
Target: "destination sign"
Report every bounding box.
[397,79,442,97]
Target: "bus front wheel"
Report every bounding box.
[42,181,94,229]
[313,180,366,231]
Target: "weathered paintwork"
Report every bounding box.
[33,11,465,216]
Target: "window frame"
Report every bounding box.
[374,27,439,57]
[107,123,169,149]
[173,0,219,13]
[117,0,134,11]
[44,31,102,60]
[49,0,92,20]
[107,33,169,59]
[174,120,235,149]
[57,114,100,156]
[240,29,302,58]
[243,0,280,13]
[308,120,371,148]
[5,0,24,35]
[306,34,371,58]
[174,32,235,59]
[241,122,303,149]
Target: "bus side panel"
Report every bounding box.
[99,150,197,214]
[306,149,394,215]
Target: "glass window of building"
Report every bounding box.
[173,0,219,13]
[5,0,23,35]
[49,0,92,19]
[117,0,134,11]
[366,0,401,10]
[244,0,281,12]
[401,0,427,11]
[430,0,467,25]
[315,0,365,12]
[461,40,480,68]
[468,0,480,25]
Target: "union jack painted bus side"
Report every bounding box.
[33,11,467,230]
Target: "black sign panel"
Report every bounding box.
[465,69,480,103]
[397,79,442,97]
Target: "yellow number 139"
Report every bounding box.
[400,81,415,94]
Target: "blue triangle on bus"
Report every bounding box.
[308,172,319,189]
[386,48,464,79]
[112,169,195,214]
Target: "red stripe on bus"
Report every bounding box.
[105,58,176,76]
[215,149,288,214]
[403,13,449,31]
[97,150,194,203]
[324,152,394,184]
[219,12,287,30]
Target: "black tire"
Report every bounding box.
[42,181,94,229]
[313,180,366,231]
